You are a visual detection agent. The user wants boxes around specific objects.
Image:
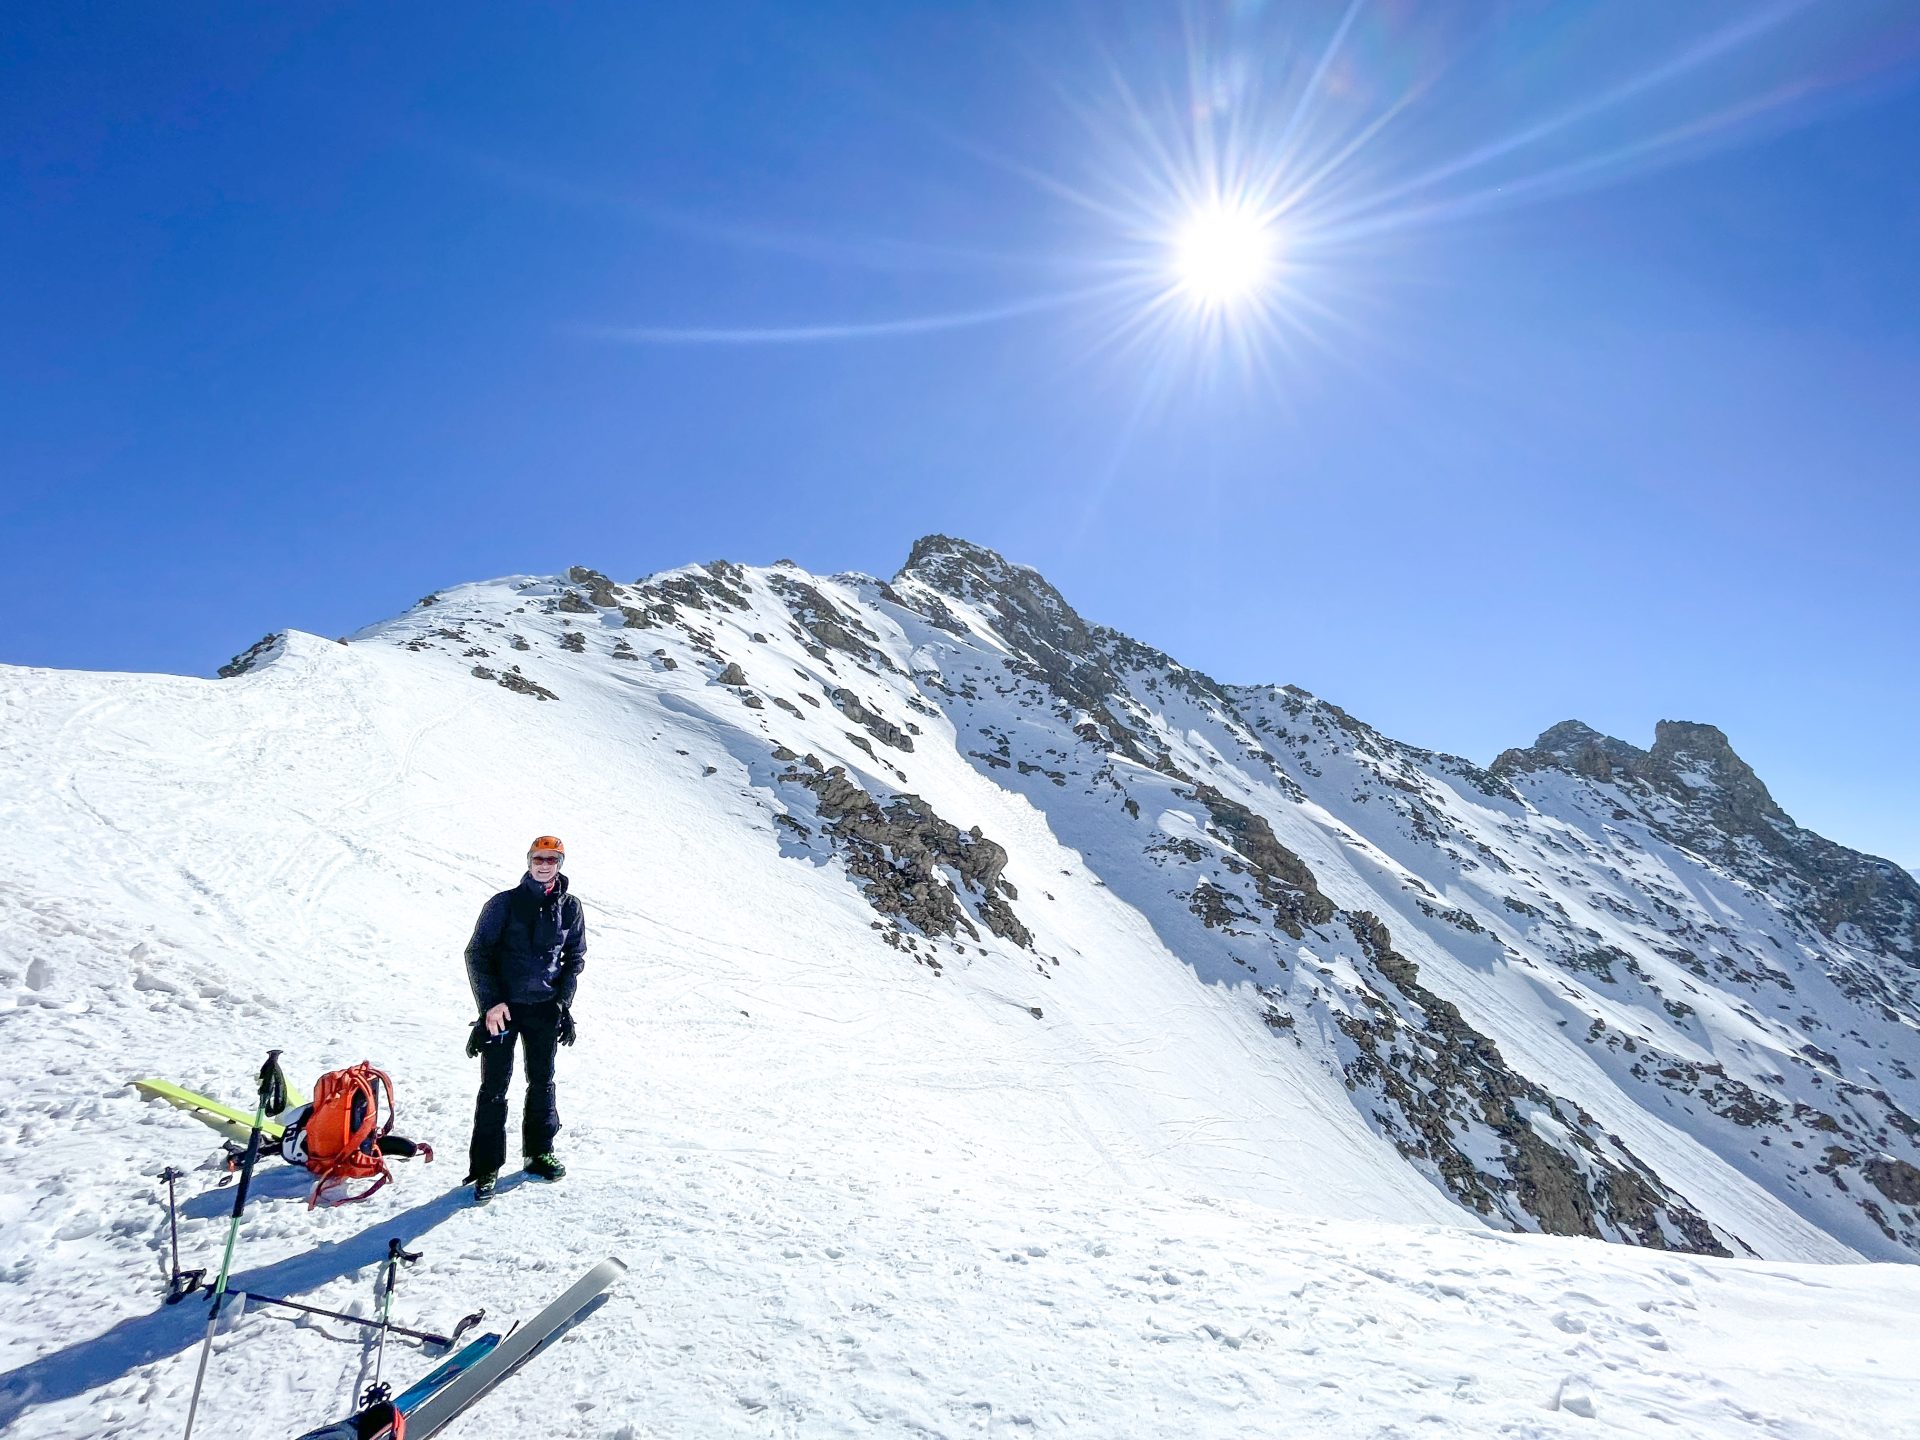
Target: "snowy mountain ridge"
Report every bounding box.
[190,534,1920,1259]
[3,534,1918,1437]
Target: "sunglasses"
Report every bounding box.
[529,854,563,865]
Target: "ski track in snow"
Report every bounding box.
[2,589,1918,1437]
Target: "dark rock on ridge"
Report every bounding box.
[219,633,285,678]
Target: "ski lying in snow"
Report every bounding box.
[392,1333,503,1411]
[403,1257,626,1436]
[291,1332,503,1439]
[132,1078,291,1144]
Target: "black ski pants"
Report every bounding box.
[468,999,562,1177]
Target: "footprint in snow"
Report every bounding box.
[55,1211,102,1241]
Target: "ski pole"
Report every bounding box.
[364,1238,422,1405]
[182,1049,287,1440]
[237,1291,484,1349]
[160,1167,205,1304]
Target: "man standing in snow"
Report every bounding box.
[464,835,586,1204]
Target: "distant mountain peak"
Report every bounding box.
[1648,719,1786,826]
[1532,718,1627,754]
[1494,718,1785,829]
[1495,714,1917,965]
[900,533,1013,578]
[1494,720,1647,784]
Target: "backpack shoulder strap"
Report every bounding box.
[309,1167,393,1209]
[365,1065,397,1143]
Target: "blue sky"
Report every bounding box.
[5,3,1918,866]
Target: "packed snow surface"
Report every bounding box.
[2,570,1917,1438]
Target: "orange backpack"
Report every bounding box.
[300,1063,397,1209]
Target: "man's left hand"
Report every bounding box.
[557,1004,576,1047]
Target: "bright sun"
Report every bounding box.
[1171,203,1277,308]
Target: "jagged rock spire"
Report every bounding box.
[1648,720,1787,831]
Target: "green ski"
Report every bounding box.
[132,1078,290,1144]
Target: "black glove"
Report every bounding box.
[465,1018,489,1058]
[556,1004,576,1047]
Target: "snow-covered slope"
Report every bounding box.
[2,538,1917,1438]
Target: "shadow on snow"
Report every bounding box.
[0,1181,480,1428]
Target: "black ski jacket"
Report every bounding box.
[465,871,587,1011]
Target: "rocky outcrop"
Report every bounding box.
[1341,911,1728,1254]
[1189,785,1336,939]
[767,572,886,667]
[781,754,1031,951]
[219,633,285,678]
[1493,720,1653,785]
[1867,1157,1920,1207]
[565,565,622,609]
[831,689,914,752]
[471,665,558,701]
[896,538,1176,771]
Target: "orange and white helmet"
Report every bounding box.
[528,835,565,860]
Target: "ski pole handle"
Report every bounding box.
[257,1048,288,1115]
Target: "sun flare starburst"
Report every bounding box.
[1171,203,1278,309]
[582,0,1886,412]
